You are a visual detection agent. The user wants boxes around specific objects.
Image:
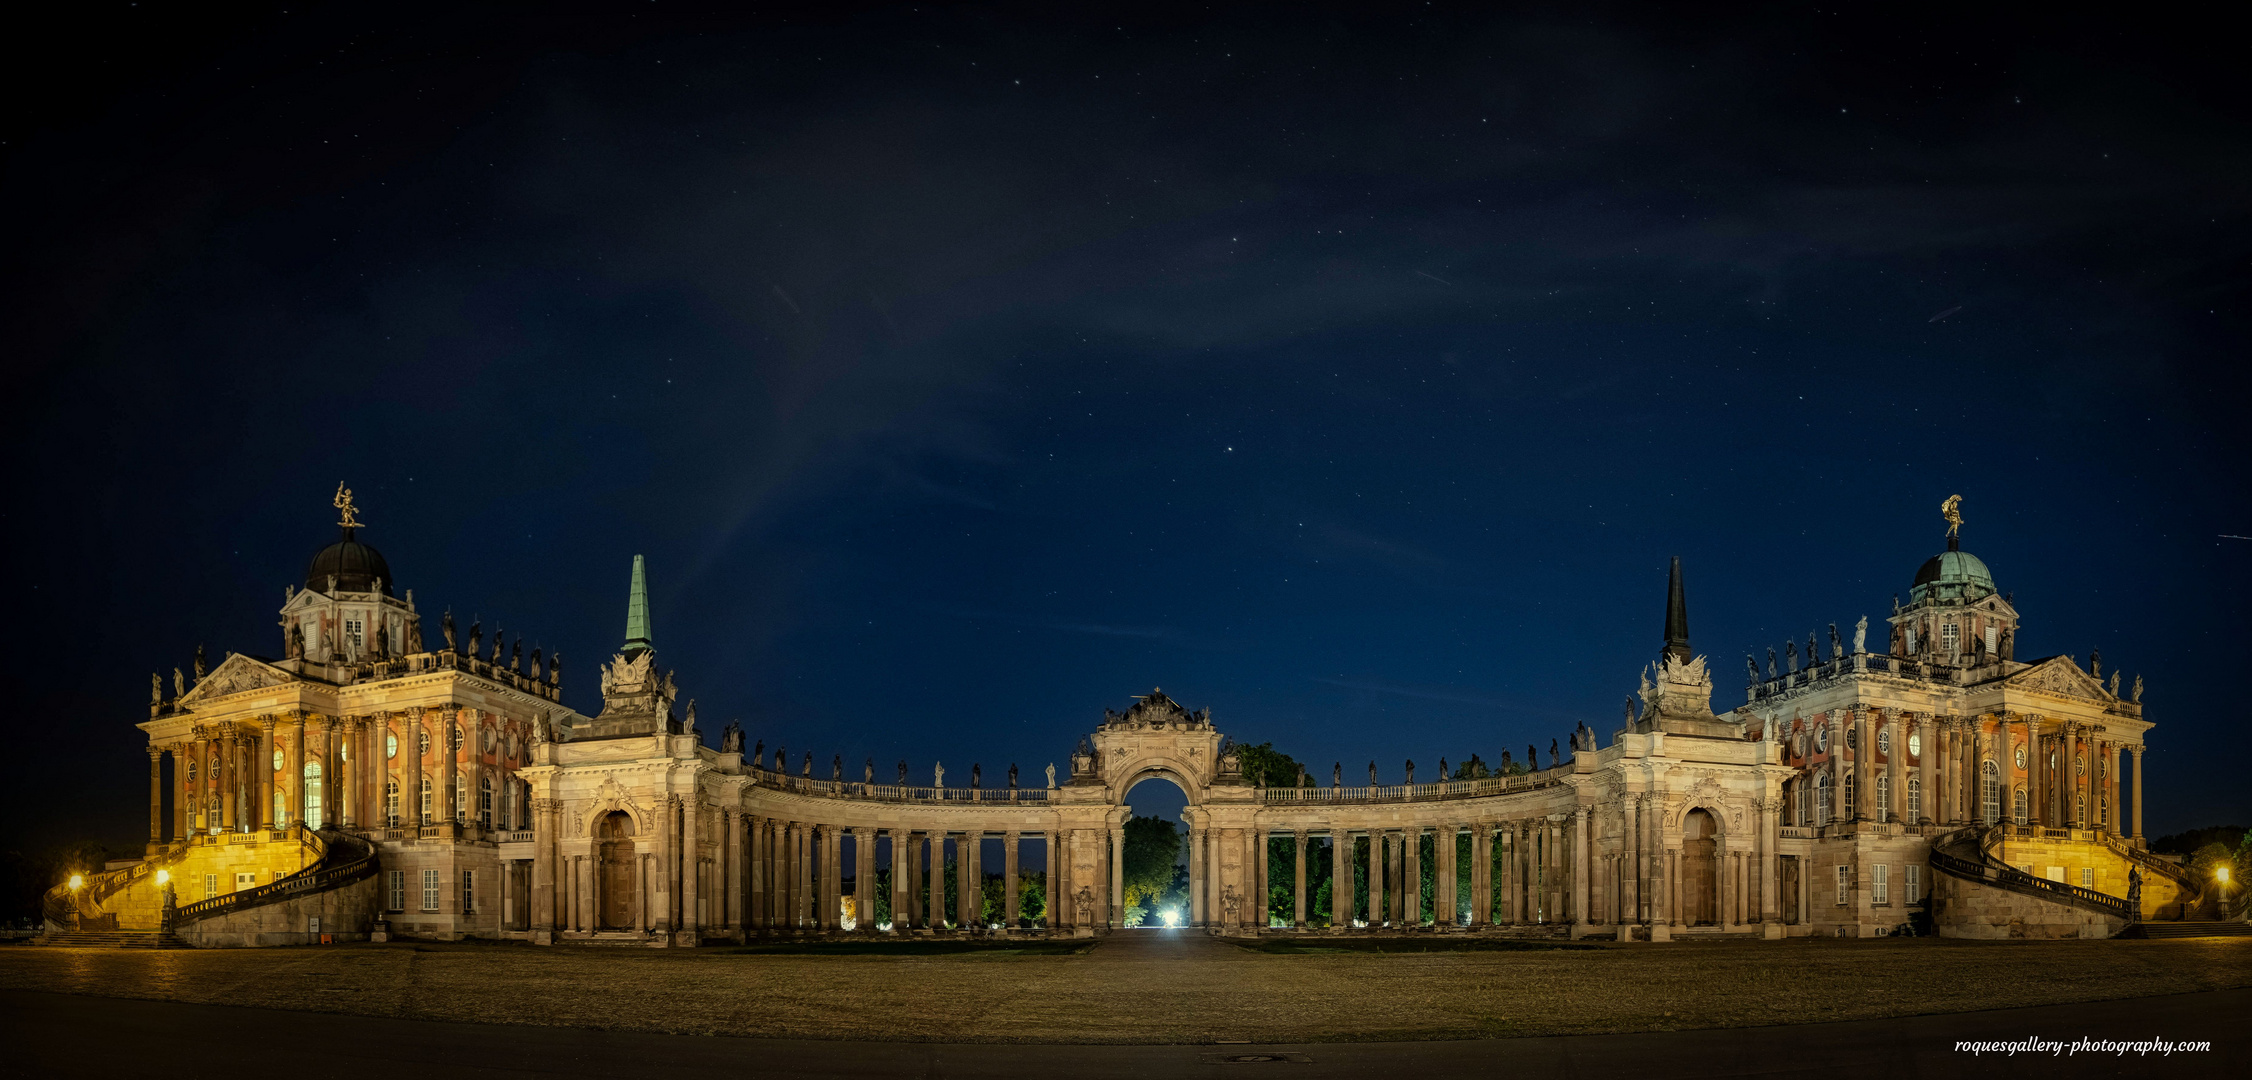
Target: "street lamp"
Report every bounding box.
[67,874,84,891]
[154,870,170,887]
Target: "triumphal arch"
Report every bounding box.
[49,491,2211,948]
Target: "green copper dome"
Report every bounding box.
[1910,549,1996,603]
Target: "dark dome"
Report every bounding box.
[1909,549,1995,603]
[307,528,393,595]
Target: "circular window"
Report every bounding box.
[1815,727,1829,752]
[339,742,347,762]
[273,750,284,771]
[2015,745,2028,769]
[1908,732,1922,758]
[449,727,463,751]
[1846,728,1858,751]
[1877,728,1892,754]
[417,730,431,755]
[387,733,398,759]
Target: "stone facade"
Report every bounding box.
[67,498,2177,946]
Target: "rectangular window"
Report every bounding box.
[1985,625,1998,654]
[1872,864,1889,905]
[387,871,405,912]
[345,618,363,650]
[2044,866,2065,883]
[462,870,475,914]
[235,872,256,893]
[2081,868,2094,888]
[1906,865,1923,905]
[1941,622,1959,656]
[1835,864,1850,905]
[421,869,441,911]
[204,874,218,901]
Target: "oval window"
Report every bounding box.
[387,733,398,759]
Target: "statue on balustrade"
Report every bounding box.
[864,757,875,784]
[971,764,981,789]
[1404,760,1415,785]
[935,761,946,788]
[1332,762,1341,788]
[466,619,482,659]
[1007,763,1018,789]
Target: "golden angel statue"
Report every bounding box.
[1940,494,1963,540]
[335,482,364,529]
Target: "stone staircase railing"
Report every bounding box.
[1926,826,2133,921]
[41,838,194,933]
[174,828,377,925]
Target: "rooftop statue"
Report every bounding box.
[1940,493,1963,540]
[333,481,363,529]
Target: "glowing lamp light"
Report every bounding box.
[2220,867,2232,884]
[154,870,170,887]
[1163,908,1182,927]
[67,875,84,890]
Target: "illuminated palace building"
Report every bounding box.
[46,493,2216,946]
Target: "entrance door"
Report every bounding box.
[598,811,637,930]
[1682,809,1717,925]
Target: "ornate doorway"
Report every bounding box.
[1682,809,1717,925]
[598,811,637,930]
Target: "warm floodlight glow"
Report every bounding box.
[154,870,170,886]
[1162,908,1182,927]
[68,875,84,890]
[2220,867,2232,884]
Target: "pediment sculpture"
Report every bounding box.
[177,654,292,706]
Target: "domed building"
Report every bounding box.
[60,491,2193,949]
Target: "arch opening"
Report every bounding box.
[1121,775,1192,929]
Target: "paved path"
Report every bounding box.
[3,986,2237,1078]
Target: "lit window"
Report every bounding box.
[205,874,217,901]
[385,780,399,826]
[387,870,405,911]
[455,780,467,823]
[417,729,431,755]
[1907,777,1922,819]
[1873,864,1889,905]
[420,778,433,824]
[1906,626,1918,652]
[1876,775,1890,822]
[274,786,288,827]
[2013,785,2026,825]
[2081,868,2094,887]
[303,762,324,829]
[387,733,397,759]
[421,869,440,911]
[1835,864,1849,905]
[1981,761,2000,824]
[273,750,284,771]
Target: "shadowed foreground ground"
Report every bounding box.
[2,931,2247,1044]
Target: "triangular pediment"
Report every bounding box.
[179,653,295,706]
[2003,656,2108,702]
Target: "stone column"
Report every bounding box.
[1759,796,1779,925]
[314,716,335,829]
[1333,830,1353,927]
[887,828,908,932]
[2078,727,2093,829]
[407,711,427,826]
[682,798,703,937]
[2130,748,2143,841]
[533,797,557,940]
[1972,719,1990,823]
[1916,715,1934,823]
[1572,809,1590,930]
[146,746,164,847]
[1828,711,1846,824]
[1402,828,1421,925]
[172,744,188,839]
[1434,827,1455,927]
[1003,831,1021,928]
[906,831,925,929]
[653,799,675,935]
[1853,707,1871,821]
[1291,830,1309,928]
[1368,831,1386,926]
[1187,827,1205,926]
[253,716,274,830]
[1043,834,1058,932]
[1885,713,1904,825]
[1109,825,1125,929]
[727,812,745,939]
[218,725,238,831]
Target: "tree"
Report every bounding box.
[1122,814,1183,926]
[1234,742,1304,788]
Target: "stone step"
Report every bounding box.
[36,930,191,949]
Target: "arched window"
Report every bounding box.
[386,780,400,826]
[2075,793,2084,826]
[303,761,324,829]
[1815,773,1833,826]
[419,778,434,824]
[2099,796,2108,829]
[1907,776,1922,820]
[1875,774,1890,822]
[500,777,514,831]
[454,778,467,823]
[274,785,289,827]
[2012,785,2027,825]
[1981,761,2000,824]
[417,729,431,756]
[478,776,493,828]
[188,762,198,784]
[1843,773,1857,818]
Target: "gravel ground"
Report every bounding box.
[3,933,2246,1044]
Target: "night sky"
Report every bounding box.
[6,3,2248,850]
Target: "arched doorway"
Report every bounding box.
[1120,775,1192,928]
[597,811,637,930]
[1682,809,1718,926]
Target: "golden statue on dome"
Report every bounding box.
[1940,493,1963,540]
[334,482,364,529]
